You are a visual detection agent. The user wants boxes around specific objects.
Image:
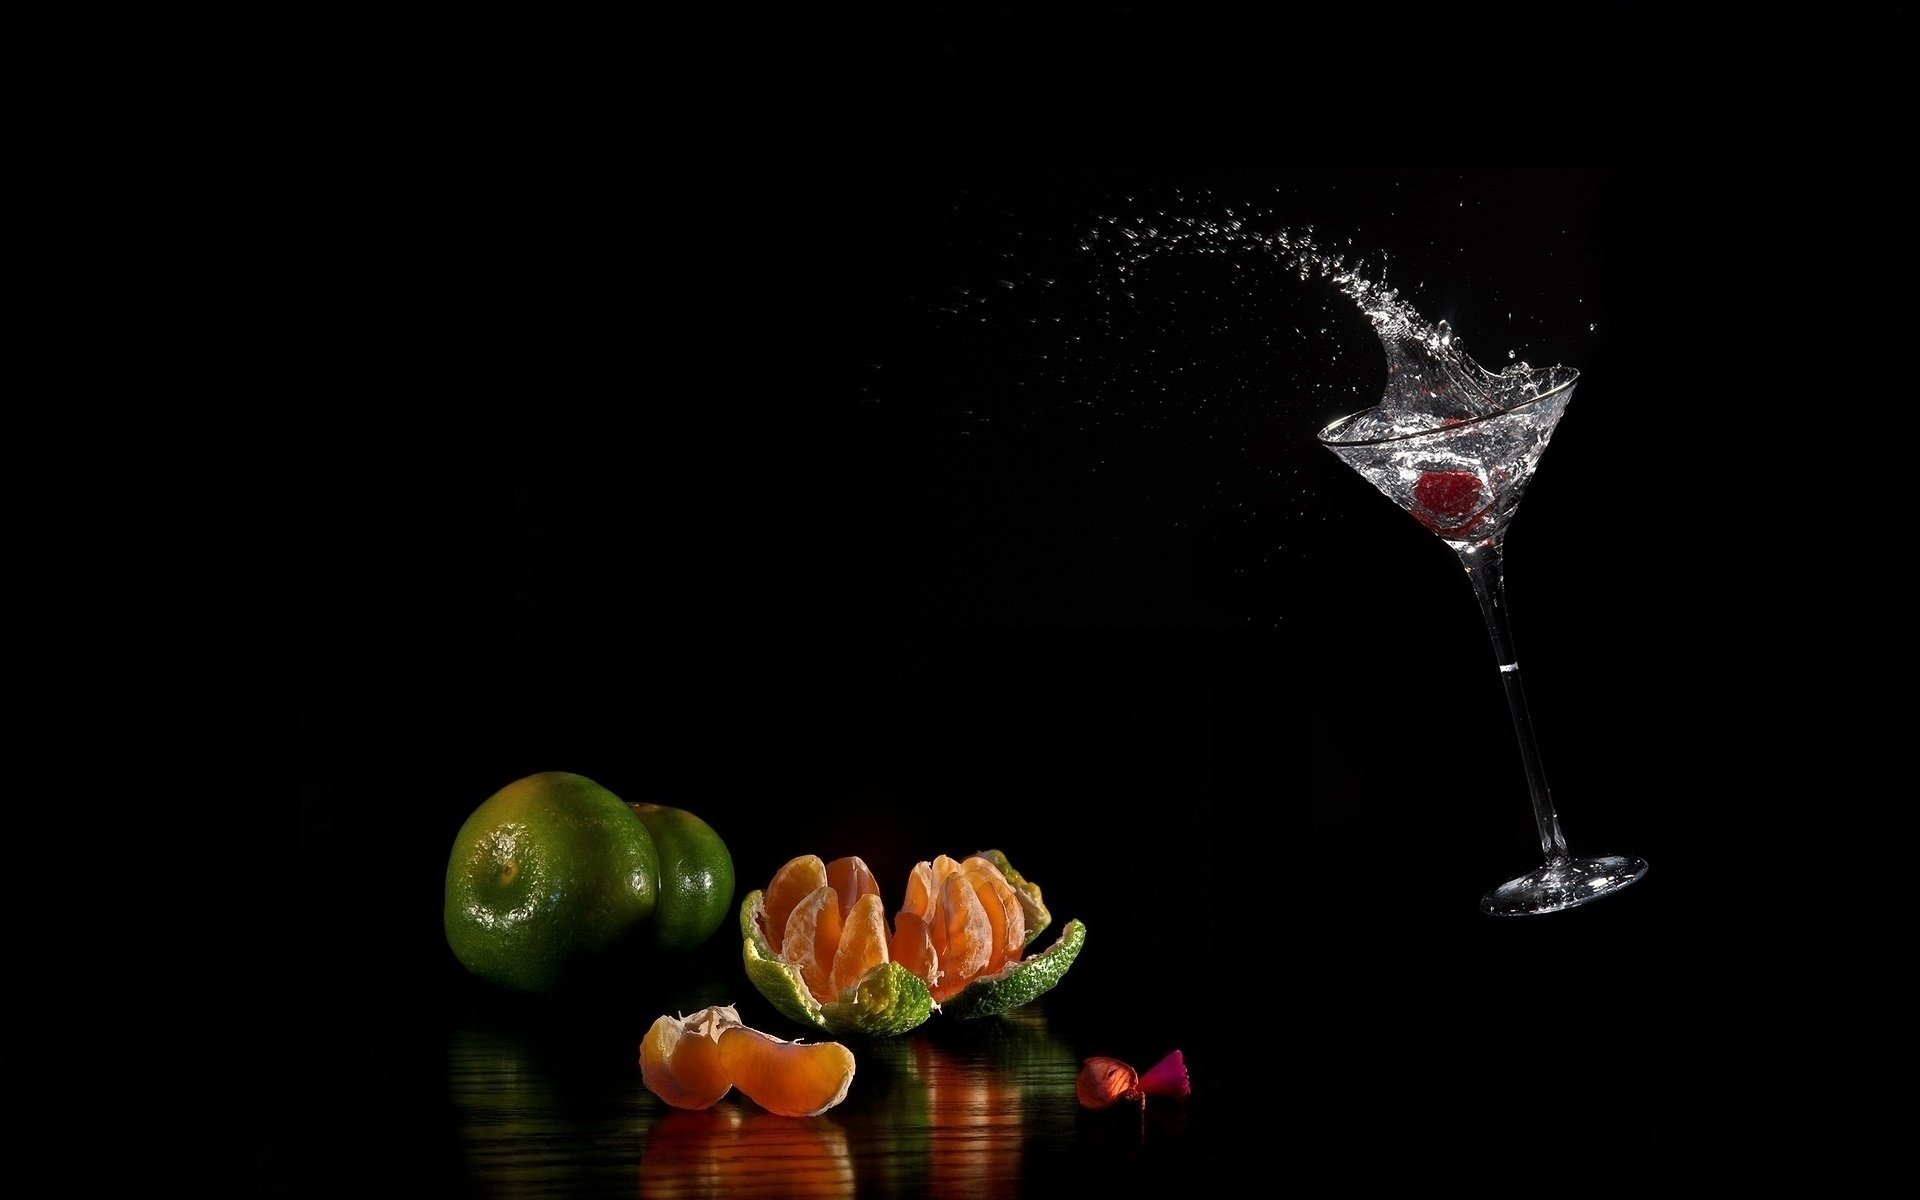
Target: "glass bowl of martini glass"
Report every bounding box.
[1317,353,1647,915]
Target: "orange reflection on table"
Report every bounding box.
[637,1103,853,1200]
[860,1011,1079,1198]
[909,1038,1025,1198]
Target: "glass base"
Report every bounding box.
[1479,855,1648,916]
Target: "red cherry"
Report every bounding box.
[1411,469,1488,535]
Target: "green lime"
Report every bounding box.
[444,771,659,993]
[628,802,735,951]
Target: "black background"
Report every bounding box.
[852,167,1736,1158]
[280,145,1888,1193]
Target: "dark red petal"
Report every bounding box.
[1136,1050,1190,1098]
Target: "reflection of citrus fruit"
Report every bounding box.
[443,771,658,993]
[741,850,1084,1037]
[628,803,735,951]
[639,1005,855,1117]
[638,1105,854,1200]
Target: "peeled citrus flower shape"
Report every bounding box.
[741,849,1086,1037]
[641,1005,856,1117]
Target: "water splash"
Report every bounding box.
[1083,211,1572,436]
[864,184,1586,628]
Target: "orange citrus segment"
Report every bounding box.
[831,892,890,995]
[977,849,1050,946]
[961,856,1025,973]
[930,871,992,1000]
[931,854,964,892]
[904,855,962,921]
[717,1025,858,1117]
[900,861,935,921]
[939,917,1087,1021]
[782,884,844,1003]
[888,910,939,989]
[825,856,880,919]
[639,1007,738,1110]
[640,1006,858,1119]
[761,855,828,949]
[894,855,1025,1001]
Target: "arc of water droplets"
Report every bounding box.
[1082,211,1556,422]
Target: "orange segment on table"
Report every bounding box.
[640,1005,855,1118]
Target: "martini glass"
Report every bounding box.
[1317,367,1647,915]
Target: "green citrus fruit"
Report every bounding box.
[444,771,659,993]
[628,802,735,951]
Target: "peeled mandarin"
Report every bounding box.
[740,849,1082,1036]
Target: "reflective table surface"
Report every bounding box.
[444,1006,1200,1199]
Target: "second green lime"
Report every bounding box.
[629,802,736,951]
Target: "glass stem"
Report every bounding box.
[1458,539,1568,866]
